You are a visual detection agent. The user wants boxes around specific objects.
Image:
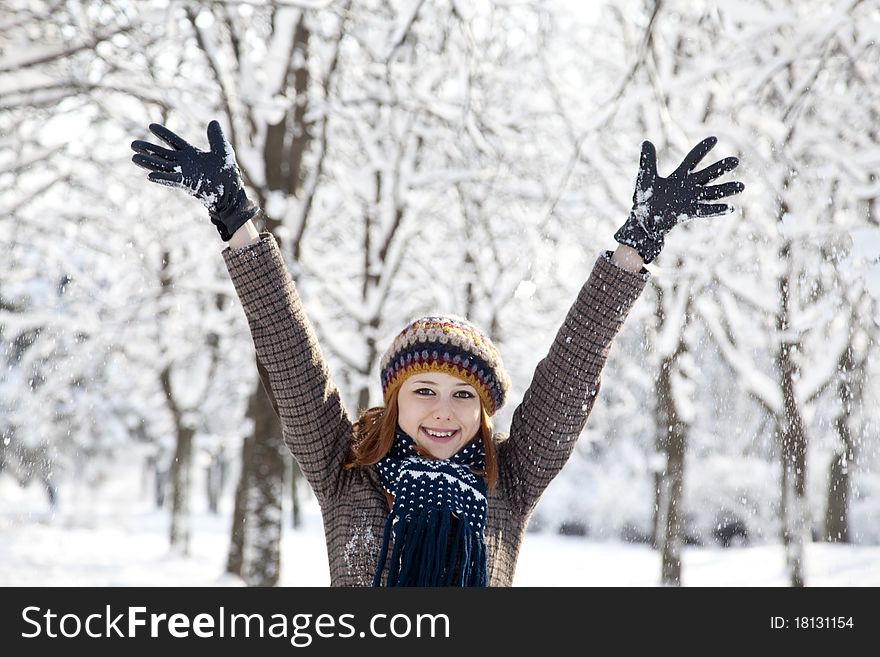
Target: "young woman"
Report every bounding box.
[131,121,743,586]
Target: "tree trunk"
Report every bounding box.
[206,449,227,514]
[651,468,663,550]
[655,352,688,586]
[650,288,689,586]
[159,357,195,556]
[289,458,303,528]
[147,452,167,509]
[225,435,253,578]
[825,342,859,542]
[225,363,285,586]
[824,453,849,543]
[168,423,194,556]
[781,469,807,588]
[776,240,808,587]
[242,387,286,587]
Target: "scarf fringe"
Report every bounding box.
[373,505,487,587]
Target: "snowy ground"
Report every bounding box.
[1,475,878,587]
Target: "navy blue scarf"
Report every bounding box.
[373,429,488,587]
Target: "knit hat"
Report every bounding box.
[379,314,510,415]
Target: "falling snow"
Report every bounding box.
[2,0,879,589]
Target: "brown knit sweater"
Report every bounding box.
[223,233,648,586]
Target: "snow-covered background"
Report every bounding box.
[2,461,878,586]
[2,0,880,587]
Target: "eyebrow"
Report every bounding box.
[412,380,473,387]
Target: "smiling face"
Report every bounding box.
[396,371,483,460]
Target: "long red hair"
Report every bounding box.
[344,382,499,490]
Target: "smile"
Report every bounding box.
[421,427,459,442]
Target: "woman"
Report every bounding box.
[131,121,743,586]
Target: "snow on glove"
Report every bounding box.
[614,136,744,264]
[131,121,258,241]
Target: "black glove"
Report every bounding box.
[614,136,744,264]
[131,121,259,241]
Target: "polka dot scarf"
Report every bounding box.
[372,429,488,587]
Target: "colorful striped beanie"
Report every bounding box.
[379,314,510,415]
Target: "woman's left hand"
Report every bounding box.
[613,136,745,264]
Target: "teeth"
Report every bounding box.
[425,429,455,437]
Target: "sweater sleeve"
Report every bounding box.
[500,251,648,516]
[223,233,352,505]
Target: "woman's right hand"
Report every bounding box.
[131,121,259,241]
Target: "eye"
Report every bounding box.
[414,388,435,396]
[454,390,476,399]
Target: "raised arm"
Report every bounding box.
[500,252,648,515]
[501,136,744,515]
[131,121,352,504]
[223,232,352,504]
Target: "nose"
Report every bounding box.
[432,395,453,420]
